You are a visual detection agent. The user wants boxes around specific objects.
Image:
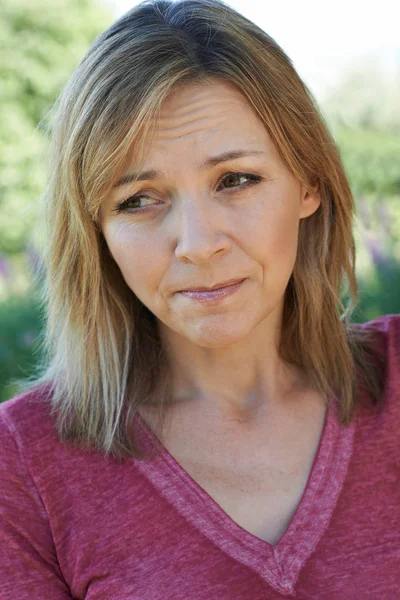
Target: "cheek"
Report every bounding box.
[269,210,299,259]
[103,223,165,297]
[253,207,299,299]
[244,197,300,269]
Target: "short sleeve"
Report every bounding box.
[0,411,73,599]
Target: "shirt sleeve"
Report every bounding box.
[0,411,73,599]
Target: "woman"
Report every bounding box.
[1,0,399,597]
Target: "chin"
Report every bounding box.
[183,316,255,348]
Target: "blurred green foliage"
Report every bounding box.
[0,0,111,254]
[1,0,112,399]
[0,0,399,401]
[0,293,43,402]
[335,128,400,197]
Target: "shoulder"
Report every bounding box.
[352,313,400,375]
[353,312,400,338]
[351,314,400,433]
[0,383,55,444]
[0,383,79,477]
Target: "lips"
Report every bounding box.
[179,278,245,293]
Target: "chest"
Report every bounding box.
[143,398,327,545]
[172,445,315,544]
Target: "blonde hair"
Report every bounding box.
[20,0,385,460]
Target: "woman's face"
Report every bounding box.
[100,79,320,348]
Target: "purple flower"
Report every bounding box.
[20,331,37,348]
[0,255,10,278]
[365,237,388,268]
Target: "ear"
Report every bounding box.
[299,183,321,220]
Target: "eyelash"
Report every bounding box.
[112,172,262,214]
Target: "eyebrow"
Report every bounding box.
[113,150,266,187]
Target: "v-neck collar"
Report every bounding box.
[133,396,355,595]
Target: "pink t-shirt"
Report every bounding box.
[1,314,399,599]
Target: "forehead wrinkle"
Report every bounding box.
[158,99,247,125]
[155,105,257,144]
[159,92,244,118]
[155,115,228,141]
[156,93,252,138]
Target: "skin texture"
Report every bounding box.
[100,78,321,424]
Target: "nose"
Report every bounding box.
[174,196,230,264]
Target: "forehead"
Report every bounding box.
[146,78,272,154]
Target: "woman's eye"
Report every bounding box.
[113,195,158,213]
[217,172,261,191]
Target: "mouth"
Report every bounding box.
[179,278,245,293]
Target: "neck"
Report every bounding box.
[157,313,308,423]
